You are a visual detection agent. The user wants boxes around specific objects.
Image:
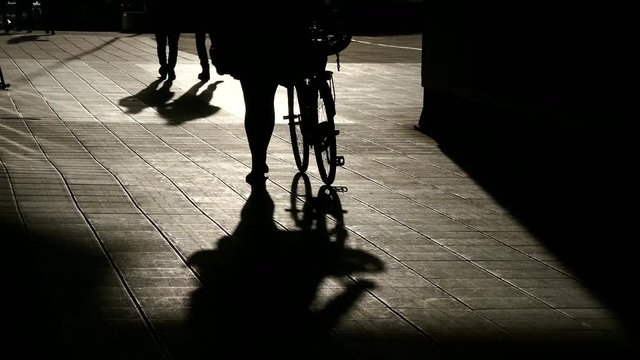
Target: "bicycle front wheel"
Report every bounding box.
[314,77,338,185]
[287,85,310,172]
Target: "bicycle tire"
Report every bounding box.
[313,76,338,185]
[287,85,310,172]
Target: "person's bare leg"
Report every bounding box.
[240,78,278,185]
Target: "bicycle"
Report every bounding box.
[281,11,351,185]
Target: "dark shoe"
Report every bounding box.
[167,70,176,81]
[50,30,55,35]
[198,70,210,81]
[158,66,168,79]
[245,164,269,186]
[245,171,267,187]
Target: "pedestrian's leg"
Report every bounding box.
[0,64,9,89]
[167,32,180,80]
[155,32,168,78]
[195,32,210,81]
[240,78,278,185]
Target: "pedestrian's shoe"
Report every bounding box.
[245,164,269,187]
[158,66,168,79]
[167,70,176,81]
[245,171,267,187]
[198,68,210,81]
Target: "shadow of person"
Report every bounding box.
[159,80,222,125]
[118,79,174,114]
[6,34,46,43]
[185,178,384,359]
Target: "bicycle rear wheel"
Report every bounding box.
[314,75,338,185]
[287,85,310,172]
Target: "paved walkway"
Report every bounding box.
[0,31,637,359]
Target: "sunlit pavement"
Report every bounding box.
[0,31,637,359]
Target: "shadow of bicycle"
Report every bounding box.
[184,173,384,358]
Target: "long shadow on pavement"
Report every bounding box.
[183,178,385,359]
[159,81,222,125]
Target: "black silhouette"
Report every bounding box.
[149,0,180,81]
[0,63,9,90]
[195,31,211,81]
[210,0,331,186]
[39,0,56,35]
[186,176,383,358]
[1,0,11,33]
[190,0,212,81]
[158,80,222,124]
[118,79,174,114]
[7,34,46,44]
[15,0,33,32]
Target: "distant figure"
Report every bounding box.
[0,64,10,90]
[210,0,329,186]
[1,1,9,33]
[16,0,34,32]
[149,0,180,81]
[40,0,56,35]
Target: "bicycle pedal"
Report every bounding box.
[334,129,340,136]
[335,156,345,166]
[332,186,348,193]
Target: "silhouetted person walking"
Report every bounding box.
[15,0,33,32]
[210,0,329,186]
[1,1,9,33]
[40,0,56,34]
[149,0,180,81]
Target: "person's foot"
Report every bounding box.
[167,70,176,81]
[245,164,269,186]
[158,66,168,79]
[245,171,267,187]
[198,70,210,81]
